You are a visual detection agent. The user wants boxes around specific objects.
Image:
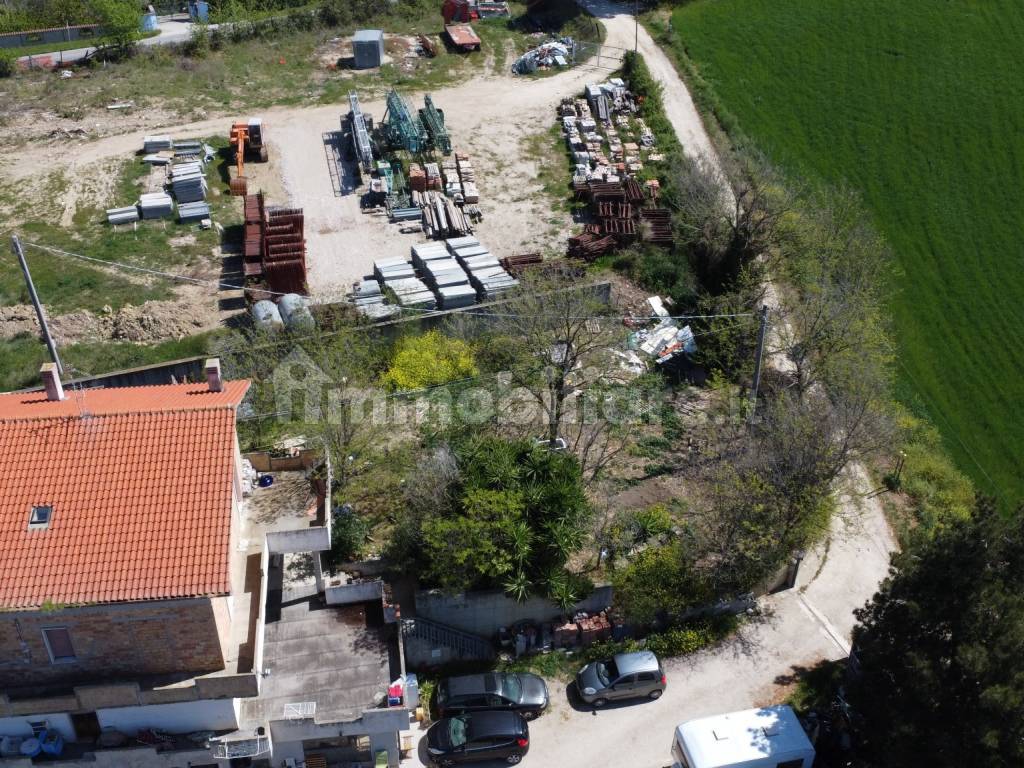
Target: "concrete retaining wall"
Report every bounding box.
[97,698,238,735]
[325,579,384,606]
[415,585,614,639]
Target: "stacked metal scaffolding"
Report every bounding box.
[347,92,374,173]
[382,89,428,154]
[420,94,451,155]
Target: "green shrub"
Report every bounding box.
[633,504,673,539]
[185,25,210,58]
[382,330,478,392]
[322,505,369,571]
[0,50,14,78]
[894,409,974,534]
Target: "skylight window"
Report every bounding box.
[28,505,52,530]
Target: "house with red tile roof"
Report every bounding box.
[0,361,408,768]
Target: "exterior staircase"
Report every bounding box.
[400,616,495,664]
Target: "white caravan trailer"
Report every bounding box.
[671,705,815,768]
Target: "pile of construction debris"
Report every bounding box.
[512,37,575,74]
[628,296,697,367]
[351,237,518,318]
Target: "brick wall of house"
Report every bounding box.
[0,598,226,689]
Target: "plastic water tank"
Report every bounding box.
[278,293,315,331]
[252,300,284,329]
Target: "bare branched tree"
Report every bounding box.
[496,266,621,448]
[668,154,800,292]
[774,188,893,396]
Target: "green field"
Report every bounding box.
[670,0,1024,504]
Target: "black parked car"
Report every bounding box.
[426,710,530,766]
[437,672,549,719]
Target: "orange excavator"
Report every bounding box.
[229,117,269,196]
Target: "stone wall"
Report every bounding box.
[415,585,615,639]
[0,598,226,689]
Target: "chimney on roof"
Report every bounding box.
[40,363,64,401]
[205,357,223,392]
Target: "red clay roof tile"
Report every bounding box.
[0,380,250,609]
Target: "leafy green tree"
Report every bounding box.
[93,0,140,51]
[321,505,369,572]
[418,435,592,597]
[422,488,525,591]
[382,330,477,392]
[612,542,712,625]
[850,498,1024,768]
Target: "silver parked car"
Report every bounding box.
[576,650,667,707]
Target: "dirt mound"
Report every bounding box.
[2,295,223,346]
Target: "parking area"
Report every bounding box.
[401,471,894,768]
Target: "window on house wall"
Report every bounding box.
[42,627,76,663]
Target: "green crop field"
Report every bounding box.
[669,0,1024,505]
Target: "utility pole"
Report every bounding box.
[634,0,639,53]
[11,235,63,375]
[748,304,769,423]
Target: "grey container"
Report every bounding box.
[353,29,385,69]
[106,206,139,225]
[252,300,284,329]
[279,293,316,331]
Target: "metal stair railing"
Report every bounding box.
[401,616,495,660]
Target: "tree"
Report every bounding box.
[422,488,525,591]
[93,0,140,51]
[495,266,620,448]
[612,542,711,625]
[850,498,1024,768]
[669,154,797,294]
[774,188,892,397]
[415,435,592,597]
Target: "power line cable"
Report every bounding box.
[20,239,754,323]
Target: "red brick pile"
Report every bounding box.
[242,193,308,294]
[553,611,614,648]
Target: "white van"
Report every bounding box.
[671,705,815,768]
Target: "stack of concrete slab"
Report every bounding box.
[421,258,469,289]
[446,237,518,300]
[138,192,173,219]
[169,161,208,203]
[350,278,403,319]
[468,266,518,300]
[143,135,173,153]
[173,139,203,159]
[351,277,383,308]
[386,277,436,310]
[410,241,451,269]
[178,201,211,223]
[373,257,415,282]
[106,206,139,225]
[437,284,477,309]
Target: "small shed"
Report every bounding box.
[672,706,815,768]
[353,29,385,69]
